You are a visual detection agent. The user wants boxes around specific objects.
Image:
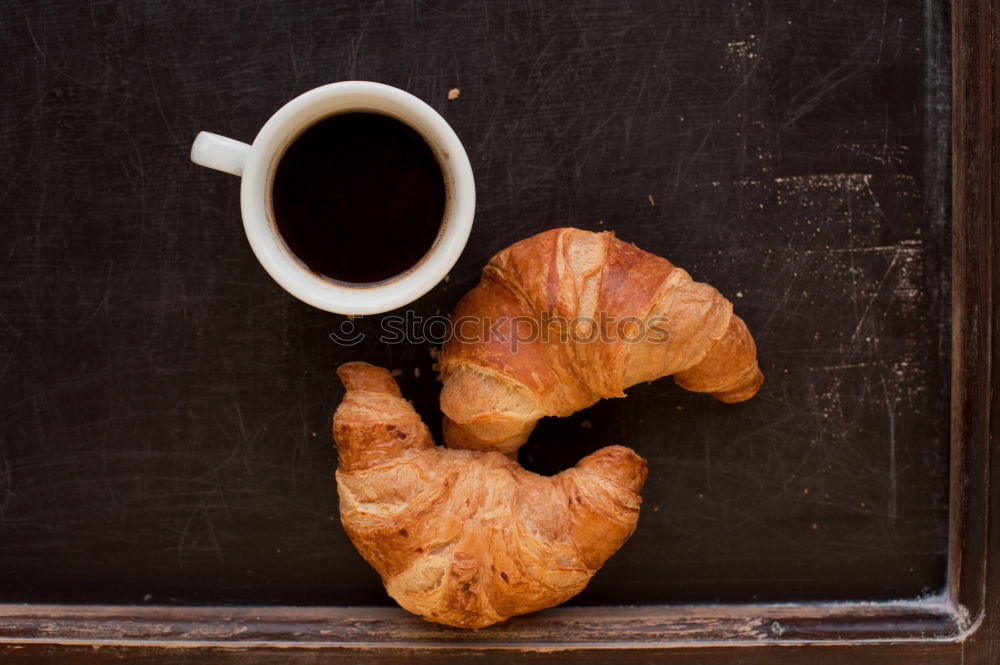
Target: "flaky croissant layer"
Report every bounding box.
[333,362,647,629]
[440,227,764,454]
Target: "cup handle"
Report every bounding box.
[190,131,251,177]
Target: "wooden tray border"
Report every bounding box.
[0,1,994,661]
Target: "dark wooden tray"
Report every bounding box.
[0,0,996,662]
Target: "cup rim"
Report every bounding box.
[239,81,475,316]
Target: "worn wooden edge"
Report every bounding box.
[950,0,999,662]
[0,642,965,665]
[0,600,965,649]
[949,0,993,634]
[952,0,1000,660]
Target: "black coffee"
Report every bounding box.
[271,112,446,284]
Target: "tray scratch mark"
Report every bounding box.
[848,250,901,345]
[176,492,226,567]
[0,455,11,526]
[24,17,48,63]
[146,63,181,150]
[883,383,898,519]
[782,34,876,128]
[755,277,796,340]
[810,361,878,371]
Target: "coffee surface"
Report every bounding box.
[271,112,446,284]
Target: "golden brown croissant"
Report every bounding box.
[333,361,647,629]
[440,227,763,454]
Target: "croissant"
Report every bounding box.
[440,227,763,454]
[333,361,647,629]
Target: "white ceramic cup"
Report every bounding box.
[190,81,475,315]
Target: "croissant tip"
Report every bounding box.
[712,368,765,403]
[337,362,403,397]
[577,445,648,493]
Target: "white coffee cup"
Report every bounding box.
[190,81,475,315]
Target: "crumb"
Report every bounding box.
[598,220,604,225]
[647,194,656,207]
[311,432,317,438]
[346,314,355,321]
[429,347,439,360]
[414,367,421,378]
[803,488,809,495]
[675,405,683,411]
[431,362,440,372]
[444,274,450,282]
[860,502,866,508]
[580,420,592,429]
[448,88,460,100]
[736,291,744,298]
[653,506,660,512]
[391,368,403,377]
[811,523,819,530]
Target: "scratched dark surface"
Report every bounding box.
[0,0,950,606]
